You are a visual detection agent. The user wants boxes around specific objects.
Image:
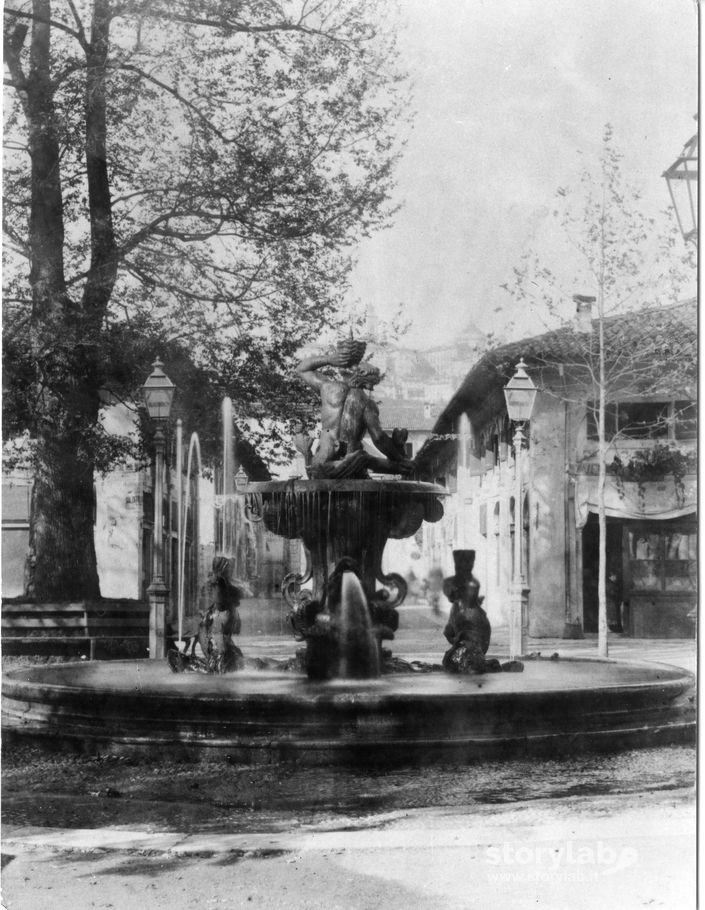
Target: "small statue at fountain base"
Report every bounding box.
[441,550,493,675]
[440,550,524,674]
[167,557,249,674]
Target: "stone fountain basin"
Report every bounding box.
[245,478,445,492]
[241,478,446,606]
[248,478,445,544]
[2,658,694,765]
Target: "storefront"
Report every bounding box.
[576,473,697,638]
[622,517,697,637]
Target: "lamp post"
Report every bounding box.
[142,359,176,659]
[503,357,538,660]
[663,123,698,244]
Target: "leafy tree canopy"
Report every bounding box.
[3,0,410,466]
[2,0,411,600]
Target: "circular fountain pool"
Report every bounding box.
[2,657,694,765]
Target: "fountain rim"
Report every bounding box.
[3,658,694,763]
[239,479,447,495]
[2,656,695,697]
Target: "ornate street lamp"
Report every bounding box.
[142,359,176,659]
[663,125,698,244]
[503,357,538,660]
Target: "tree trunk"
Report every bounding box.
[597,451,608,658]
[30,423,101,602]
[596,285,608,658]
[18,0,117,600]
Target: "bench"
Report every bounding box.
[2,600,150,659]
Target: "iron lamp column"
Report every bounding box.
[142,359,176,659]
[503,358,537,660]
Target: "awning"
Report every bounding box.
[574,474,696,527]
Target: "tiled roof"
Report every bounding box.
[415,300,697,474]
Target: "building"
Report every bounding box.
[415,300,697,638]
[1,399,290,648]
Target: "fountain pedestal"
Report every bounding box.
[240,479,444,677]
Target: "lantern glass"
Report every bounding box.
[142,360,176,423]
[504,358,538,423]
[663,131,698,243]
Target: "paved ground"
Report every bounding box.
[1,785,695,909]
[1,618,696,910]
[236,608,698,674]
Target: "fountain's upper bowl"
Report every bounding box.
[242,479,447,496]
[240,477,445,550]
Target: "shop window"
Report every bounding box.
[617,402,669,439]
[674,401,697,440]
[626,524,697,593]
[588,401,677,440]
[586,403,617,440]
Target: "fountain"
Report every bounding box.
[1,337,696,764]
[206,336,446,679]
[238,477,444,678]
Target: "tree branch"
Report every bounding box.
[4,6,85,45]
[64,0,89,51]
[81,0,119,320]
[51,58,87,89]
[111,62,247,147]
[108,0,360,50]
[3,19,29,94]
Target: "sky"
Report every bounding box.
[347,0,698,349]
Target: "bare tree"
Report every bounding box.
[506,126,695,656]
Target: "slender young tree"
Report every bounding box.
[505,127,695,656]
[3,0,410,600]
